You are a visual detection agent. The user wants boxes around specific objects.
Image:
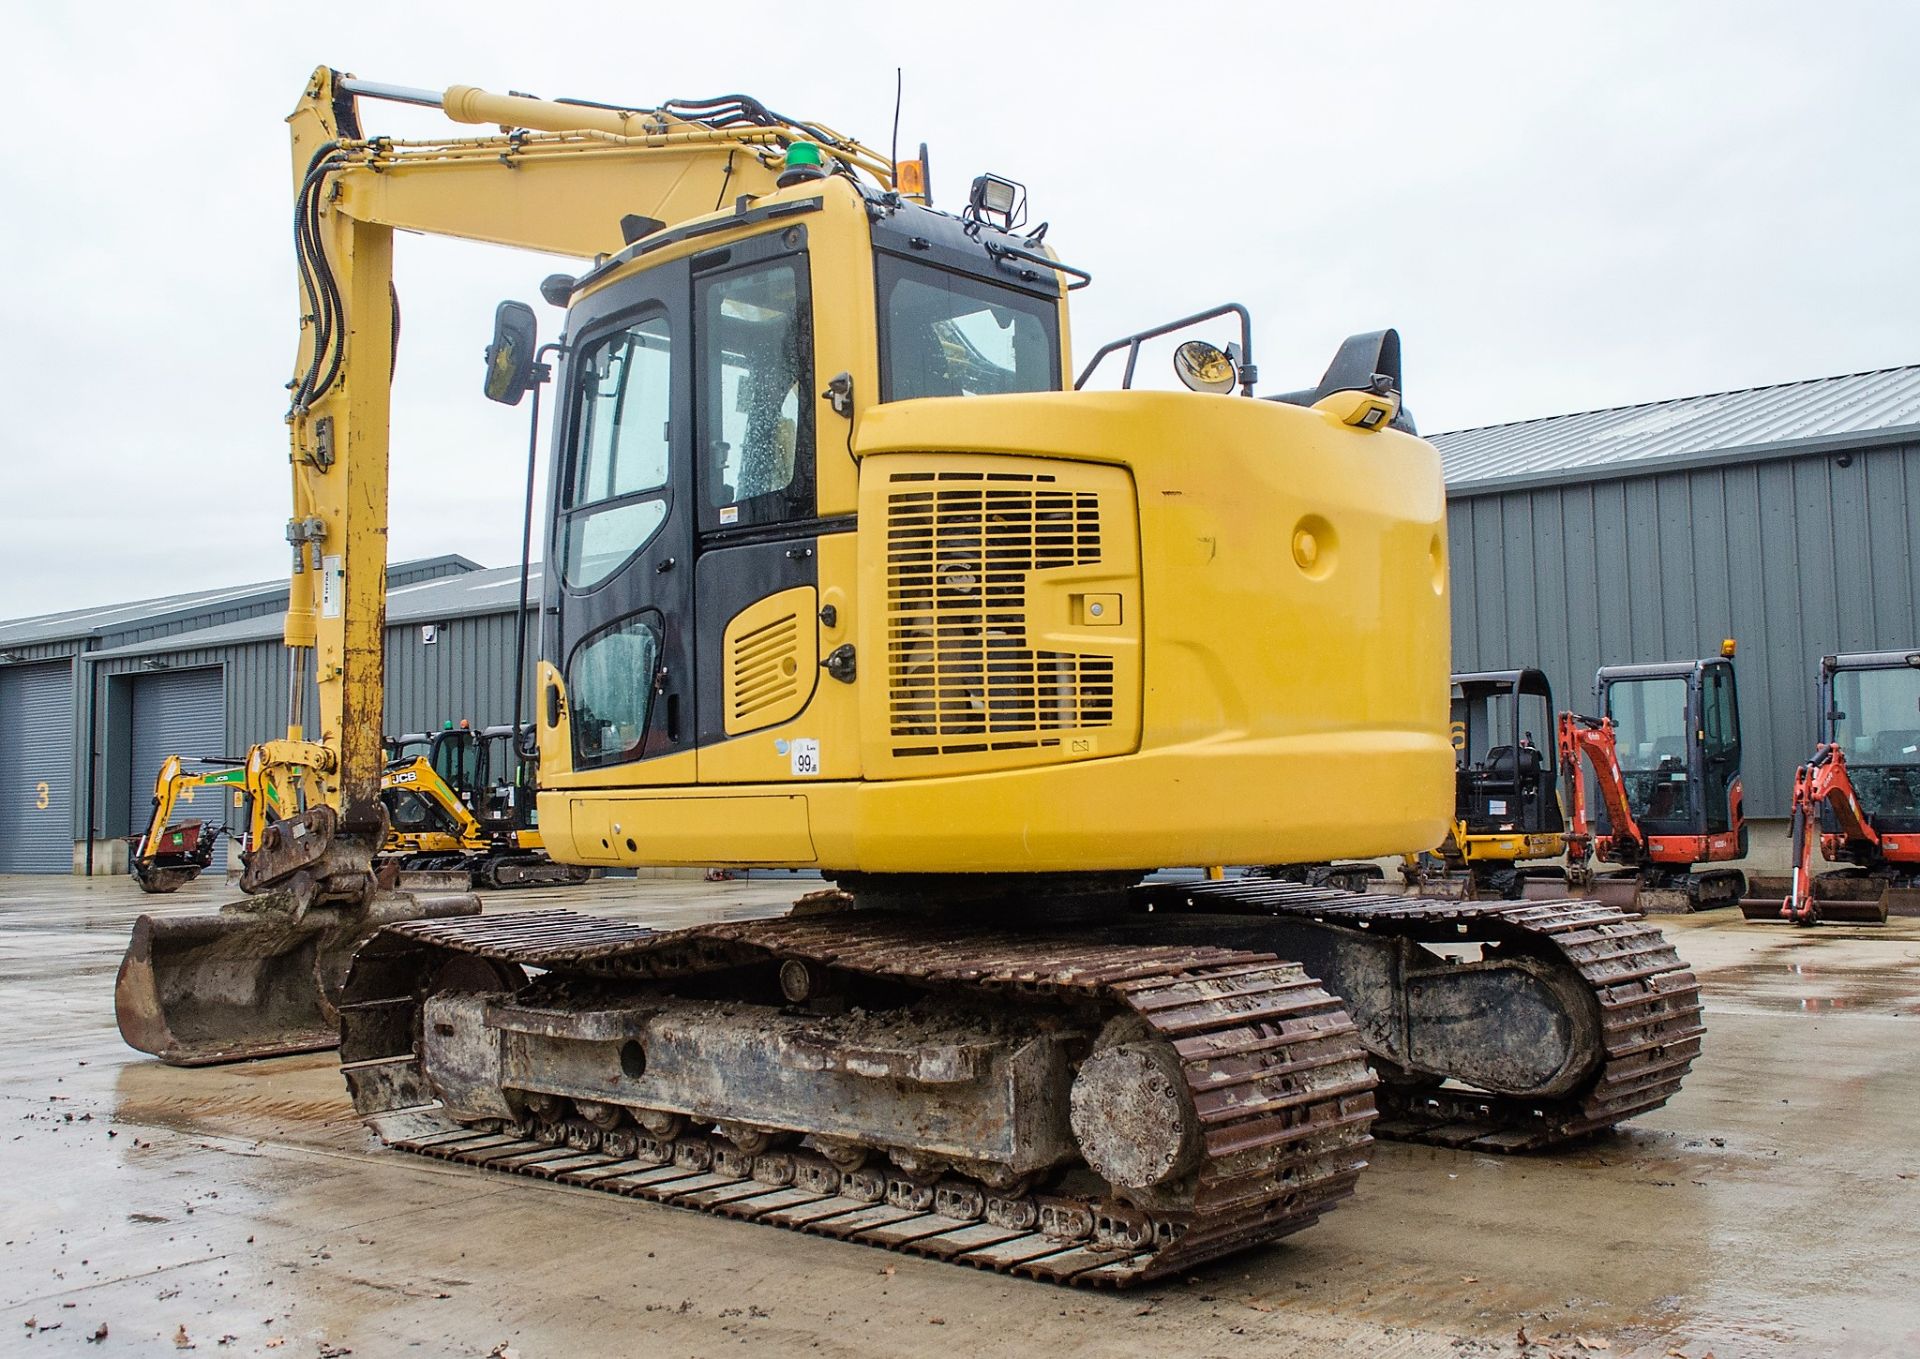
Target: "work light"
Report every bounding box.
[968,173,1025,229]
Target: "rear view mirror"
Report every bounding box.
[483,301,539,405]
[1173,340,1238,394]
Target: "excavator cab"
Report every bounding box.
[1595,658,1745,847]
[1744,650,1920,922]
[1407,669,1566,898]
[1562,652,1747,910]
[1824,652,1920,836]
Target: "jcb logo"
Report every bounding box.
[389,770,419,784]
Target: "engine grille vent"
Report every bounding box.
[730,611,803,725]
[884,470,1112,757]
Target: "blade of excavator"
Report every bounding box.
[115,887,480,1066]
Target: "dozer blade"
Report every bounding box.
[394,869,476,894]
[1583,875,1641,909]
[1737,895,1890,924]
[116,888,479,1066]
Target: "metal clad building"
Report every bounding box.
[0,556,482,871]
[76,563,537,860]
[1432,365,1920,820]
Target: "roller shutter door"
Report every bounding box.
[0,662,75,873]
[129,668,231,869]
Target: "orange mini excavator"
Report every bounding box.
[1744,649,1920,925]
[1558,646,1748,911]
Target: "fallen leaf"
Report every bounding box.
[89,1323,109,1343]
[928,1317,946,1325]
[1461,1275,1479,1283]
[22,1318,33,1330]
[878,1265,896,1277]
[264,1342,285,1351]
[1575,1340,1611,1352]
[174,1323,193,1349]
[1518,1326,1531,1346]
[485,1346,514,1359]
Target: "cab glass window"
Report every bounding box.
[568,614,662,768]
[877,256,1059,401]
[701,261,811,512]
[565,314,672,588]
[1605,677,1689,772]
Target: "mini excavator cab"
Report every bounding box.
[1563,650,1748,910]
[1453,670,1562,841]
[1408,669,1567,898]
[1750,650,1920,923]
[1822,652,1920,835]
[1594,656,1745,848]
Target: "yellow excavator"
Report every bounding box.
[128,756,252,893]
[113,70,1704,1285]
[381,724,592,888]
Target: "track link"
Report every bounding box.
[339,909,1378,1286]
[1140,880,1706,1152]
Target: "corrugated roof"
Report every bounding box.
[0,555,483,650]
[86,563,542,660]
[1431,365,1920,493]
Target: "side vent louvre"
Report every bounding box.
[885,469,1113,758]
[721,585,818,736]
[731,612,802,724]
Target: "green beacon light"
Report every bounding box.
[778,140,827,187]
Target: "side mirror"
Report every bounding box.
[1173,339,1238,394]
[483,301,540,406]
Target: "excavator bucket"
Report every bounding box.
[116,887,479,1065]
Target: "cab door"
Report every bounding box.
[546,259,696,779]
[1698,659,1742,834]
[686,231,828,771]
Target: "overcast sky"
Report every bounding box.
[4,2,1915,619]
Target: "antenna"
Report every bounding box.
[890,67,903,189]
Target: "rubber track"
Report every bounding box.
[339,911,1379,1287]
[1146,880,1706,1152]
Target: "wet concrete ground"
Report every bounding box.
[2,873,1916,1358]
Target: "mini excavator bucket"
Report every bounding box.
[116,883,479,1066]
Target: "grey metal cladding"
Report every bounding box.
[1433,366,1920,492]
[0,661,76,871]
[1446,439,1920,819]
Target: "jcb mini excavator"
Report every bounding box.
[1402,669,1569,899]
[381,724,592,888]
[1742,648,1920,924]
[1560,647,1748,911]
[114,70,1704,1285]
[129,756,250,893]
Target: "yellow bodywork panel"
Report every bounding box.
[721,586,820,737]
[541,387,1454,873]
[565,793,815,865]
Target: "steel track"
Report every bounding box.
[1141,880,1706,1152]
[339,911,1379,1286]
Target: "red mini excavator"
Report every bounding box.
[1558,646,1748,911]
[1743,649,1920,925]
